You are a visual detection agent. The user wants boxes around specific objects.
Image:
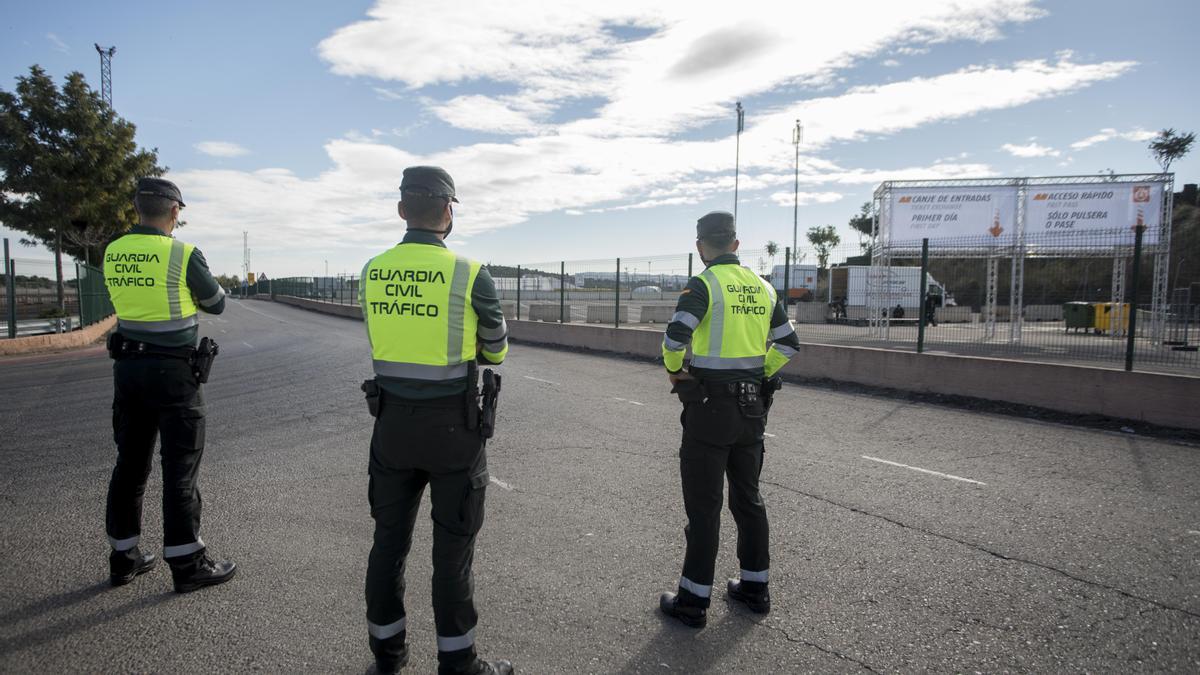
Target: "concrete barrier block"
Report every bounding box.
[501,302,517,320]
[528,303,567,322]
[1026,304,1063,321]
[638,305,674,323]
[586,304,629,323]
[937,307,972,323]
[792,303,828,323]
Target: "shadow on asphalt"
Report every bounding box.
[616,608,753,673]
[0,582,175,657]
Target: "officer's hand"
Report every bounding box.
[668,370,694,386]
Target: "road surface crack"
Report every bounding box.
[744,615,880,673]
[760,480,1200,621]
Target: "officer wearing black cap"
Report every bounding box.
[101,177,236,592]
[658,211,801,627]
[359,166,513,674]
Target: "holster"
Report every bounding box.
[464,361,480,431]
[761,375,783,414]
[361,379,381,418]
[191,337,219,383]
[479,369,502,440]
[671,377,706,405]
[106,331,125,360]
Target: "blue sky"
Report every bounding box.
[2,0,1197,277]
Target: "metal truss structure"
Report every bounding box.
[94,44,115,108]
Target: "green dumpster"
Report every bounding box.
[1063,302,1094,332]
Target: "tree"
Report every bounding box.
[0,65,163,310]
[848,201,873,251]
[1149,128,1195,173]
[806,225,841,270]
[765,240,779,270]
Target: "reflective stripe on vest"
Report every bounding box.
[690,264,774,370]
[363,244,481,380]
[104,234,198,331]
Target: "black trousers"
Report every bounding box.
[106,356,207,562]
[365,395,489,672]
[677,395,770,608]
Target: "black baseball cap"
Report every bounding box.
[136,177,185,207]
[400,166,458,203]
[697,211,735,239]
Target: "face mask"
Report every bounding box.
[442,203,454,238]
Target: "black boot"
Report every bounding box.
[109,547,157,587]
[727,579,771,614]
[659,592,707,628]
[368,633,409,674]
[169,553,237,593]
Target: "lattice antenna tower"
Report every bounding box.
[94,44,116,107]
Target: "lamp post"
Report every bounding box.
[792,119,803,267]
[734,101,744,221]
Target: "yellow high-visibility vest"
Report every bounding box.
[362,243,481,380]
[104,234,198,333]
[690,264,776,370]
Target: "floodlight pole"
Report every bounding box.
[734,101,744,221]
[792,119,803,278]
[94,44,115,108]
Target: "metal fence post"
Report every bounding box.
[1125,226,1145,372]
[783,247,791,307]
[4,239,16,338]
[75,263,84,326]
[559,261,565,323]
[614,257,621,328]
[687,253,693,279]
[516,265,522,320]
[917,238,929,353]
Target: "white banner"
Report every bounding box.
[1023,182,1163,245]
[887,186,1018,243]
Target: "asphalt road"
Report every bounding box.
[1,298,1198,673]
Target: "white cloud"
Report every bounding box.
[46,33,69,54]
[768,191,845,207]
[195,141,250,158]
[1000,141,1060,158]
[881,59,901,67]
[430,95,551,135]
[1070,127,1156,150]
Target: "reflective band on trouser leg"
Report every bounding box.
[741,569,769,583]
[689,355,765,370]
[679,576,712,598]
[108,534,139,551]
[446,257,471,364]
[373,361,469,380]
[368,616,407,640]
[437,628,476,652]
[163,538,205,558]
[118,316,200,333]
[167,239,187,320]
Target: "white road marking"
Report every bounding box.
[1187,530,1200,536]
[242,341,253,349]
[862,455,987,486]
[628,400,644,406]
[613,397,644,406]
[489,476,513,491]
[234,301,289,323]
[522,375,559,386]
[763,432,777,438]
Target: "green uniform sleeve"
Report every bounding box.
[662,276,709,372]
[472,267,508,364]
[764,299,800,377]
[186,248,225,314]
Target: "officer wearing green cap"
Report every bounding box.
[359,166,513,675]
[658,210,801,627]
[102,177,236,593]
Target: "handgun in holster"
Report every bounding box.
[191,337,219,383]
[464,361,481,431]
[361,379,381,418]
[761,375,783,414]
[106,332,125,360]
[479,368,502,439]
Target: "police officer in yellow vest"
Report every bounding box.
[659,211,801,627]
[360,167,513,675]
[102,177,236,592]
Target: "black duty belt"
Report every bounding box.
[110,337,194,360]
[702,381,760,398]
[381,392,464,409]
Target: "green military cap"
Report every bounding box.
[400,166,459,203]
[697,211,735,239]
[136,177,185,207]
